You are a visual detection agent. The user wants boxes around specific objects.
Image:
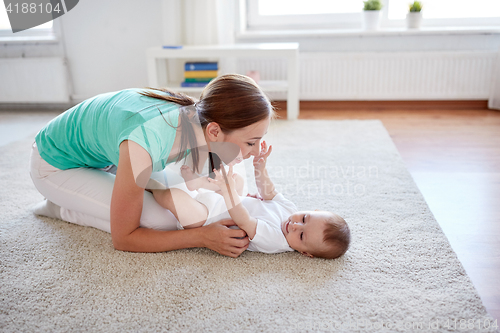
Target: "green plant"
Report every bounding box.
[363,0,383,11]
[409,1,423,12]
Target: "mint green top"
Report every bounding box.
[35,88,183,172]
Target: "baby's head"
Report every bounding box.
[281,211,350,259]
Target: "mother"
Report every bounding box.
[30,74,274,257]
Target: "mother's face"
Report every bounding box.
[208,117,270,162]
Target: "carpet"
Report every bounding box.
[1,120,497,333]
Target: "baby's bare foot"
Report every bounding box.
[180,165,195,180]
[181,165,202,191]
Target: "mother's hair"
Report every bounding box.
[138,74,276,173]
[196,73,275,131]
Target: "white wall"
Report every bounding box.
[60,0,236,101]
[59,0,164,101]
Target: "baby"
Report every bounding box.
[151,141,350,259]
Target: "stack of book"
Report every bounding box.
[181,62,218,88]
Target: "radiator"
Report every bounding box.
[0,57,70,103]
[237,51,496,100]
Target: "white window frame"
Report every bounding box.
[245,0,500,31]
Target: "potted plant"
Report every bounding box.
[362,0,383,30]
[407,1,423,29]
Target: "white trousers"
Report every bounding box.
[29,143,179,233]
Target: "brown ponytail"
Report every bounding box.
[138,73,275,173]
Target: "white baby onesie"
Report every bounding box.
[179,191,297,254]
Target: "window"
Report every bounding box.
[386,0,500,28]
[247,0,362,30]
[246,0,500,31]
[388,0,500,19]
[0,3,55,39]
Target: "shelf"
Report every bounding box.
[166,80,288,95]
[146,43,300,119]
[148,43,300,58]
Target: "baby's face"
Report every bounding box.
[281,211,330,257]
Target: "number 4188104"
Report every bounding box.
[5,2,62,14]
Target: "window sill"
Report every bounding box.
[238,26,500,39]
[0,34,59,44]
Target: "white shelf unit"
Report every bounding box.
[146,43,300,120]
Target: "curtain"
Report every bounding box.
[160,0,236,83]
[182,0,235,45]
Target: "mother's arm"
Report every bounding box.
[110,140,249,256]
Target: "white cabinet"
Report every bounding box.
[146,43,300,120]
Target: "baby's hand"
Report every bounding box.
[253,141,272,171]
[207,164,236,193]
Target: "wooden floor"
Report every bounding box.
[276,101,500,321]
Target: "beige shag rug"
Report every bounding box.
[1,120,497,333]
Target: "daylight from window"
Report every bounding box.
[258,0,361,15]
[259,0,500,19]
[388,0,500,19]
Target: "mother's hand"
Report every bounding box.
[201,219,249,258]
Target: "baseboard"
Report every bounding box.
[272,100,490,112]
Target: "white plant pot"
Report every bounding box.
[406,12,423,29]
[362,10,382,30]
